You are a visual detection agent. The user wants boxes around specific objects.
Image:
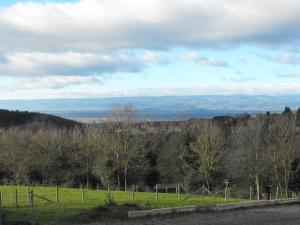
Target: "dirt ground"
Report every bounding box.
[78,205,300,225]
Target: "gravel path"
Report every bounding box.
[78,205,300,225]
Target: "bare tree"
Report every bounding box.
[267,114,297,197]
[107,104,139,191]
[68,127,83,185]
[105,131,122,190]
[29,128,66,184]
[190,121,224,190]
[0,128,32,184]
[232,117,269,200]
[80,125,104,188]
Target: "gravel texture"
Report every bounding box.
[77,205,300,225]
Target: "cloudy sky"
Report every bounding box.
[1,0,300,99]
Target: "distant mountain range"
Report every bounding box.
[1,95,300,121]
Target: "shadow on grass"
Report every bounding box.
[56,202,141,224]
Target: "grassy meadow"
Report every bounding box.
[0,185,244,224]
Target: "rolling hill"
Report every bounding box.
[0,109,80,129]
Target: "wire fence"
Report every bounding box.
[0,184,298,224]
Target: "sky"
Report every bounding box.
[0,0,300,99]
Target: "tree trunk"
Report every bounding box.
[255,175,260,200]
[274,166,283,196]
[117,167,120,191]
[86,161,89,189]
[206,176,210,192]
[284,173,289,198]
[124,167,127,192]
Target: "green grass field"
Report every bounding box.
[0,185,244,224]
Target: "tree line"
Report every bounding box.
[0,105,300,199]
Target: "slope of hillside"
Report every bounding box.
[0,109,80,129]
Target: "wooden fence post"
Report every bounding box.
[81,185,85,202]
[15,189,19,213]
[224,183,228,203]
[30,190,34,214]
[155,184,158,200]
[10,190,13,205]
[18,186,21,201]
[177,185,180,200]
[27,186,30,205]
[131,185,135,201]
[250,186,253,200]
[0,188,3,208]
[56,186,59,203]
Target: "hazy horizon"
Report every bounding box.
[1,95,300,121]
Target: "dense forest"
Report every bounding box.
[0,106,300,199]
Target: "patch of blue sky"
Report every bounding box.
[118,46,300,90]
[0,0,77,7]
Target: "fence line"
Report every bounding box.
[0,184,297,218]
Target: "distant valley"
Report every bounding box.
[1,95,300,121]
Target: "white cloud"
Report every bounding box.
[116,84,300,96]
[260,54,300,64]
[22,75,102,89]
[1,0,300,52]
[275,73,300,78]
[0,51,167,77]
[276,55,300,64]
[229,75,256,83]
[137,51,168,64]
[180,52,228,67]
[3,83,300,100]
[230,77,255,83]
[0,75,103,92]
